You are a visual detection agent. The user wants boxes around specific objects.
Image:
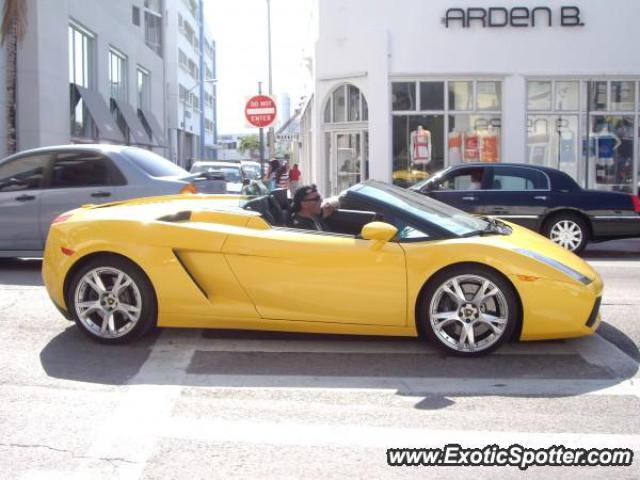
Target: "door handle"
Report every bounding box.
[462,196,477,201]
[15,194,36,202]
[534,195,548,200]
[91,191,112,198]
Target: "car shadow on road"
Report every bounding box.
[0,258,43,286]
[40,326,639,410]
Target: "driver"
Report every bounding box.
[287,184,337,231]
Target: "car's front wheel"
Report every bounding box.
[419,266,518,357]
[67,256,157,344]
[542,213,589,254]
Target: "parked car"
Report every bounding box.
[190,161,244,193]
[43,180,603,357]
[0,144,222,258]
[240,161,263,180]
[410,163,640,254]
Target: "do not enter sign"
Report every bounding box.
[245,95,277,128]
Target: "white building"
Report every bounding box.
[165,0,217,167]
[15,0,166,154]
[301,0,640,196]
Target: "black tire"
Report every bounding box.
[66,255,157,344]
[418,265,518,357]
[542,213,589,254]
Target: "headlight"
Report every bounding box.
[514,249,592,285]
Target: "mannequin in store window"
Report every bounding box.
[480,127,499,163]
[448,131,462,165]
[593,123,621,184]
[410,125,431,165]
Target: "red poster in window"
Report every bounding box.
[464,132,479,161]
[481,133,499,162]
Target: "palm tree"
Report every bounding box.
[1,0,27,155]
[237,134,261,160]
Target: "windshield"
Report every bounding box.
[411,168,450,191]
[122,148,189,177]
[350,181,488,237]
[192,164,242,182]
[242,164,262,179]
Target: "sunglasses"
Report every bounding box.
[302,195,322,202]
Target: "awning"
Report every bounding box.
[138,108,165,146]
[73,85,125,143]
[112,98,152,146]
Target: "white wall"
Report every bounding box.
[312,0,640,186]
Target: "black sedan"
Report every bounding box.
[410,163,640,253]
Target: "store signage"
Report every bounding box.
[443,6,584,28]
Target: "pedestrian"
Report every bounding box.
[277,161,289,190]
[289,163,302,196]
[266,157,280,191]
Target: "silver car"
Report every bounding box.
[0,144,215,257]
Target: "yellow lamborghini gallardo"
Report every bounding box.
[42,181,603,356]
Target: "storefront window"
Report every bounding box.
[527,115,579,180]
[348,85,361,121]
[555,81,579,111]
[528,81,552,111]
[391,115,444,187]
[476,81,501,110]
[588,115,635,193]
[449,115,501,165]
[392,79,502,187]
[392,82,416,111]
[420,82,444,111]
[611,81,635,111]
[448,81,473,111]
[589,81,608,111]
[333,86,346,123]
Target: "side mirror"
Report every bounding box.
[361,222,398,244]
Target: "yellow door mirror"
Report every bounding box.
[361,222,398,243]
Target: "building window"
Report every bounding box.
[132,6,140,26]
[137,66,150,110]
[392,79,502,187]
[325,84,368,124]
[109,48,127,101]
[68,22,95,139]
[144,9,163,56]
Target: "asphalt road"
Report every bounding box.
[0,248,638,479]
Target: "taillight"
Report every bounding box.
[52,213,73,224]
[632,195,640,213]
[180,182,198,194]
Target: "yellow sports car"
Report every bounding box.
[42,181,603,357]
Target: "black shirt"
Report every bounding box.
[287,212,329,231]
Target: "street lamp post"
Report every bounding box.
[266,0,274,157]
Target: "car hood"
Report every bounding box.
[477,221,598,282]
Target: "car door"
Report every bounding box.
[0,153,51,252]
[482,165,551,230]
[39,151,128,242]
[424,166,489,214]
[222,228,407,326]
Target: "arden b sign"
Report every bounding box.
[443,6,585,29]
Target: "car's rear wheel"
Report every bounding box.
[67,256,157,344]
[543,213,589,254]
[419,266,518,357]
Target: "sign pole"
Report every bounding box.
[258,82,265,179]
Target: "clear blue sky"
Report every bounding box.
[204,0,313,134]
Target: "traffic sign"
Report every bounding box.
[245,95,277,128]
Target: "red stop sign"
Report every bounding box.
[245,95,277,128]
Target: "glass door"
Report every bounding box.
[333,132,363,193]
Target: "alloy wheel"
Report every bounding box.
[549,219,583,252]
[74,267,142,339]
[429,274,509,353]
